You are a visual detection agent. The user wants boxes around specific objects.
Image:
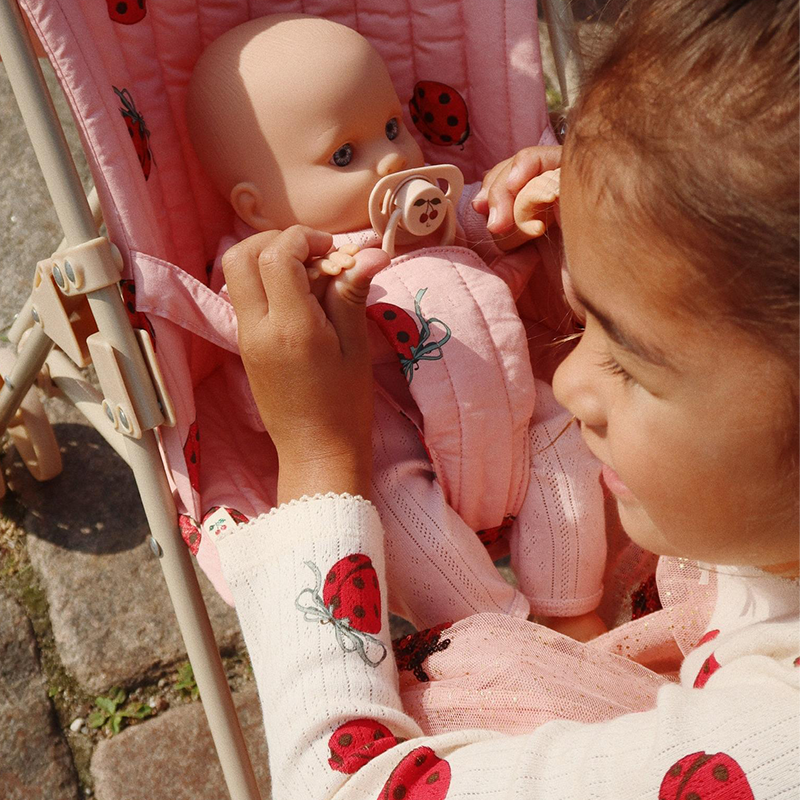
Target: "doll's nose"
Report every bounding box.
[377,152,407,177]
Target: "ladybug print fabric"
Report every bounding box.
[379,747,452,800]
[183,420,201,493]
[113,87,153,179]
[295,554,387,667]
[328,719,400,774]
[107,0,146,24]
[178,514,201,555]
[630,573,663,620]
[367,289,451,383]
[119,280,156,345]
[393,623,452,683]
[659,752,754,800]
[410,81,470,147]
[476,515,515,548]
[693,652,721,689]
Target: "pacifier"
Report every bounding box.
[368,165,465,257]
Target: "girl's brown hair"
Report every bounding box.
[566,0,799,363]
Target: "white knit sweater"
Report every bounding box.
[216,494,800,800]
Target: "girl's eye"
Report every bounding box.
[598,355,637,386]
[385,118,399,141]
[330,144,354,167]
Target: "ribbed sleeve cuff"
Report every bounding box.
[215,492,382,582]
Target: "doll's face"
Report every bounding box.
[231,32,424,233]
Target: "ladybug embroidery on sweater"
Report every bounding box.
[183,420,201,493]
[410,81,470,147]
[659,752,754,800]
[393,623,453,682]
[113,87,153,179]
[367,288,451,384]
[295,554,387,667]
[107,0,146,24]
[379,747,452,799]
[328,718,401,774]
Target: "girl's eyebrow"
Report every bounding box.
[573,287,675,369]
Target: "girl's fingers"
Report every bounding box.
[222,230,281,330]
[257,226,333,326]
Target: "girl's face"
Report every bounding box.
[553,161,799,570]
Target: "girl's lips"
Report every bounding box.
[601,464,636,502]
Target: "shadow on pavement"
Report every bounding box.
[4,422,147,555]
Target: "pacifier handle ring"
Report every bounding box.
[382,208,404,257]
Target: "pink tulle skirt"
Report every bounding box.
[399,548,717,735]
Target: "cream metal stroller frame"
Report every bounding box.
[0,1,581,798]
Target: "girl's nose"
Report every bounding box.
[377,151,407,177]
[552,335,606,430]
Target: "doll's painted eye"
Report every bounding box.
[331,144,353,167]
[385,118,399,141]
[331,143,354,167]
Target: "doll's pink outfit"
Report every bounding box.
[212,184,606,629]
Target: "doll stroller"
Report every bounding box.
[0,0,584,797]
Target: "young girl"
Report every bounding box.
[218,0,799,796]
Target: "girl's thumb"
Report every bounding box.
[326,248,391,351]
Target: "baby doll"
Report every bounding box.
[186,13,607,640]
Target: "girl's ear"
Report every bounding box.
[230,182,275,231]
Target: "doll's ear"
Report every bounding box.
[230,182,275,231]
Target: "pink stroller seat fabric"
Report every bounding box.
[19,0,555,605]
[16,0,715,739]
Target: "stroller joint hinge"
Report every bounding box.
[87,333,167,439]
[49,236,123,297]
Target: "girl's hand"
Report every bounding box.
[222,226,390,504]
[473,146,562,249]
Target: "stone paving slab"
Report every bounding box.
[0,587,79,800]
[3,413,242,694]
[91,687,270,800]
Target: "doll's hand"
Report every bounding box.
[473,146,562,250]
[223,227,390,504]
[307,243,360,280]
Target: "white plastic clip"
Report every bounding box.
[368,165,464,257]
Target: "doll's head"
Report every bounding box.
[187,14,424,233]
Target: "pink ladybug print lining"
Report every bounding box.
[659,752,754,800]
[328,718,400,774]
[113,87,153,179]
[367,289,450,384]
[379,747,452,799]
[295,554,387,667]
[107,0,146,24]
[410,80,470,148]
[178,514,201,556]
[183,421,201,493]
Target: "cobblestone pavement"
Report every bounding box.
[0,9,620,799]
